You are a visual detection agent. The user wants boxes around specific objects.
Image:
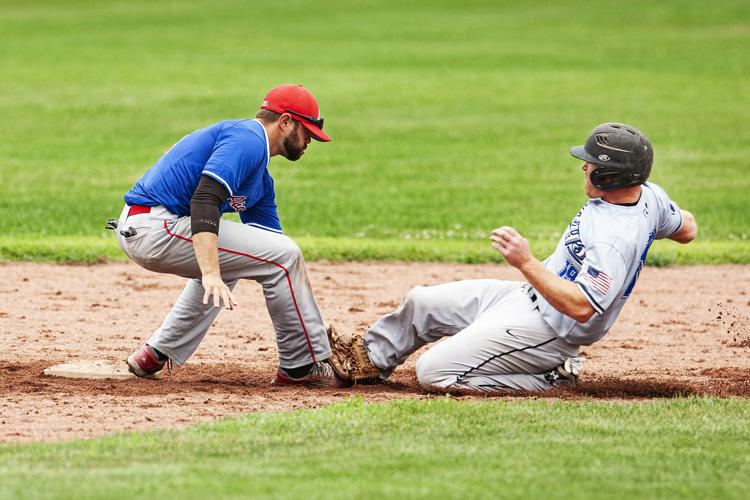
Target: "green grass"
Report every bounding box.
[0,234,747,265]
[0,0,748,262]
[1,397,749,499]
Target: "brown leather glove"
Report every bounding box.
[326,325,382,383]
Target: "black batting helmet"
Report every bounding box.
[570,123,654,192]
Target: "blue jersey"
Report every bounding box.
[124,119,282,233]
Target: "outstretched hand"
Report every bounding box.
[201,273,238,310]
[490,226,533,269]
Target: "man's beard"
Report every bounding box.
[283,124,305,161]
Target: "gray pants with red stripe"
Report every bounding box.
[365,280,579,391]
[116,205,330,369]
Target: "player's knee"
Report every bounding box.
[415,350,453,389]
[276,239,303,264]
[404,285,429,308]
[415,356,433,387]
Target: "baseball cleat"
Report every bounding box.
[271,361,349,388]
[126,343,168,378]
[544,357,584,387]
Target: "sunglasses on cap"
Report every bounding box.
[285,109,324,130]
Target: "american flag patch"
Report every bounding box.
[582,266,612,295]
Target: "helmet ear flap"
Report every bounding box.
[590,167,641,192]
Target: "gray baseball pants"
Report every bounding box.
[116,205,331,368]
[365,280,579,391]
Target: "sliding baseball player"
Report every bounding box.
[327,123,697,391]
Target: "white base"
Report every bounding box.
[43,360,135,380]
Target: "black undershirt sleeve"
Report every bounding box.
[190,175,228,235]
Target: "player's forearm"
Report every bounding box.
[192,231,222,278]
[192,230,237,310]
[491,225,595,322]
[517,258,595,323]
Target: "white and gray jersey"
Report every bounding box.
[537,182,683,346]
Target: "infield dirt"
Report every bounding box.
[1,261,748,443]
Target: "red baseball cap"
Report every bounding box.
[260,84,331,142]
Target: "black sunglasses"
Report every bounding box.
[285,109,324,130]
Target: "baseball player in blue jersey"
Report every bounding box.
[327,123,698,391]
[115,83,343,387]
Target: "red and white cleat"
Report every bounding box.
[126,343,168,378]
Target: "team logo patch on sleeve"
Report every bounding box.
[582,266,612,295]
[228,195,247,211]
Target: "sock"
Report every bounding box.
[148,345,168,362]
[282,363,314,379]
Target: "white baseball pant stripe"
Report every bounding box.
[364,280,579,391]
[116,205,331,368]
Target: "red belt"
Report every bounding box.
[127,205,152,217]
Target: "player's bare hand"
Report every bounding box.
[201,274,238,310]
[490,226,533,269]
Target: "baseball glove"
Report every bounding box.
[326,325,381,383]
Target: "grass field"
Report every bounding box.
[2,398,749,499]
[0,0,748,263]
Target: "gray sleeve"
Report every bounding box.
[649,184,683,239]
[574,242,629,314]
